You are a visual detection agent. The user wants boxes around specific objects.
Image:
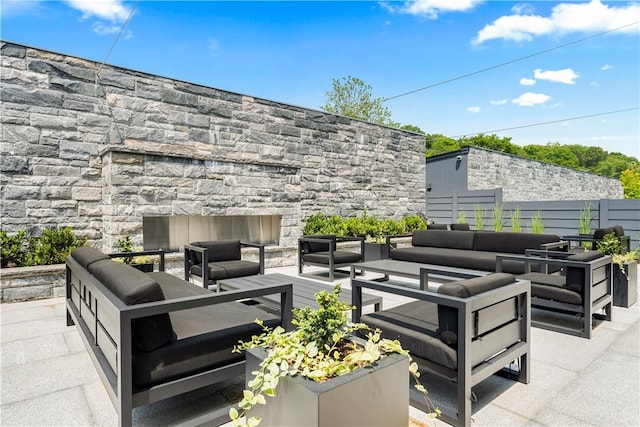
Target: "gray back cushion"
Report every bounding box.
[473,231,559,254]
[612,225,625,237]
[193,240,241,263]
[302,235,337,253]
[437,273,516,346]
[450,223,470,231]
[88,259,175,352]
[412,230,474,250]
[71,247,110,269]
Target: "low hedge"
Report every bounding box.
[0,227,87,268]
[302,212,427,243]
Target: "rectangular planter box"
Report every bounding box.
[363,242,394,262]
[613,260,637,308]
[246,345,409,427]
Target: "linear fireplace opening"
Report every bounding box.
[143,215,281,251]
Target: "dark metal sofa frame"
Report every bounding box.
[351,274,531,427]
[298,235,364,281]
[66,249,292,427]
[184,241,265,289]
[496,249,613,339]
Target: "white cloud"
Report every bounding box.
[467,106,481,113]
[490,99,508,105]
[601,64,614,71]
[474,0,640,44]
[92,22,121,35]
[65,0,131,22]
[533,68,579,84]
[383,0,484,19]
[512,92,551,106]
[520,77,536,86]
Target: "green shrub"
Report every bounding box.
[457,211,467,224]
[401,214,427,233]
[0,230,29,268]
[24,227,87,266]
[302,211,427,243]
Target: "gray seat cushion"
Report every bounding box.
[190,260,261,281]
[88,259,176,352]
[133,272,280,389]
[361,300,458,372]
[519,272,583,305]
[302,250,362,265]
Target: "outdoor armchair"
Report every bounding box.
[352,272,531,427]
[563,226,630,253]
[298,234,364,281]
[184,240,265,290]
[496,249,613,339]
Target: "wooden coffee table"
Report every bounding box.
[218,273,383,313]
[352,259,488,290]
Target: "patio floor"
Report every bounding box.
[1,265,639,426]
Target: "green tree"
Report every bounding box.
[620,164,640,199]
[459,134,522,155]
[595,152,637,179]
[322,76,397,126]
[425,134,460,157]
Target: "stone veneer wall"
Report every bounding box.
[1,42,425,265]
[467,147,623,201]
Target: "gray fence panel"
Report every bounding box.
[427,191,639,248]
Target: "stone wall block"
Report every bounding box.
[71,186,102,201]
[96,70,135,90]
[28,60,94,82]
[1,86,63,108]
[1,68,49,88]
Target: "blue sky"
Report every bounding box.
[2,0,639,159]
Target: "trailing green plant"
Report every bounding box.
[492,204,504,232]
[0,230,30,268]
[25,227,87,266]
[473,204,485,231]
[530,211,545,234]
[596,233,639,280]
[230,284,439,427]
[457,211,467,224]
[510,207,522,232]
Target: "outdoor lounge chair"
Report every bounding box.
[496,249,613,339]
[351,272,531,427]
[563,226,631,253]
[298,234,364,281]
[184,240,265,290]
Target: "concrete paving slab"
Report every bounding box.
[1,352,99,404]
[1,317,71,343]
[0,386,96,426]
[1,332,70,367]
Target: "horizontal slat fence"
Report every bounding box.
[427,190,639,248]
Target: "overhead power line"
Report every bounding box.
[382,21,640,103]
[96,1,139,78]
[447,107,639,139]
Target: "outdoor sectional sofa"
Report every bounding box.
[352,271,531,427]
[388,229,567,274]
[65,247,293,427]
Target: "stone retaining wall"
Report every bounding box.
[467,147,623,201]
[1,41,425,260]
